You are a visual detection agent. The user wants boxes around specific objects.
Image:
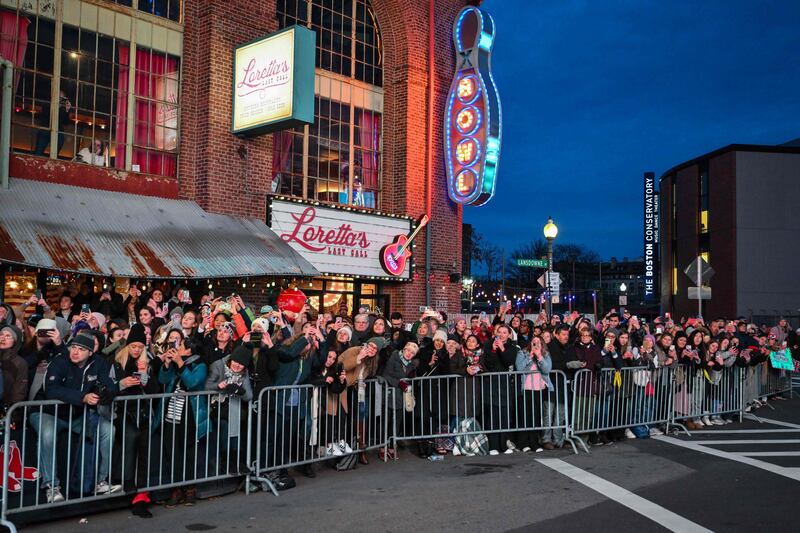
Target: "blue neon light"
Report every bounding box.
[479,31,493,51]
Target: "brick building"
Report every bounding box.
[0,0,476,319]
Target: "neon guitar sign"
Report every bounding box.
[444,6,502,207]
[379,215,429,277]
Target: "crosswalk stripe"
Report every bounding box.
[686,440,800,445]
[536,458,713,533]
[740,451,800,457]
[688,429,800,434]
[654,436,800,482]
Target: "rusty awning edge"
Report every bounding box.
[0,178,319,279]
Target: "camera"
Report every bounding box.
[90,381,114,406]
[36,329,53,338]
[250,331,263,344]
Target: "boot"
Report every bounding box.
[357,422,369,465]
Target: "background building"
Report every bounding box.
[659,142,800,323]
[0,0,473,319]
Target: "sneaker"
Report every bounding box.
[625,428,636,439]
[95,480,122,495]
[535,447,544,453]
[339,440,354,454]
[503,448,514,454]
[521,446,532,453]
[745,405,752,413]
[489,450,499,456]
[46,485,64,503]
[505,440,518,452]
[649,427,664,436]
[274,474,296,491]
[710,416,724,425]
[329,443,343,457]
[701,416,712,426]
[452,446,461,456]
[694,418,705,427]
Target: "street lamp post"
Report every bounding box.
[543,216,558,319]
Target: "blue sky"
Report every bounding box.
[464,0,800,260]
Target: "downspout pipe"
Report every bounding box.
[0,58,13,189]
[425,0,434,307]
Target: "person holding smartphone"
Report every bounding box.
[111,323,161,517]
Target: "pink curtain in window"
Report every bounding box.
[115,45,178,177]
[0,10,30,92]
[358,110,380,190]
[271,130,293,191]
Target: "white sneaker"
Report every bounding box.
[745,405,752,413]
[95,480,122,495]
[522,446,532,453]
[535,447,544,453]
[328,443,343,457]
[710,416,724,425]
[701,416,712,426]
[452,446,461,456]
[46,485,64,503]
[625,428,636,439]
[489,450,499,456]
[505,439,518,451]
[694,419,705,427]
[503,448,514,454]
[339,440,353,454]
[649,427,664,436]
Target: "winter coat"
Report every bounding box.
[270,336,322,415]
[41,350,117,419]
[154,355,209,438]
[206,355,253,434]
[483,338,519,407]
[381,351,417,410]
[515,350,554,391]
[443,348,484,418]
[0,325,29,408]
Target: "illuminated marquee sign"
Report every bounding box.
[232,25,315,136]
[444,6,502,206]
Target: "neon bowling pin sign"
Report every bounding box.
[444,6,502,207]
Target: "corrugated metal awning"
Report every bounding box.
[0,179,319,279]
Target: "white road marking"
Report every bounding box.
[654,436,800,482]
[750,417,800,429]
[537,458,713,533]
[740,451,800,457]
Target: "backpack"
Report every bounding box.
[335,453,358,471]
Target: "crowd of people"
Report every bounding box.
[0,282,797,521]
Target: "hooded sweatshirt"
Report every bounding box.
[0,325,29,407]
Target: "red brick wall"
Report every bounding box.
[180,0,468,320]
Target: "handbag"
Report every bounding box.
[404,388,416,412]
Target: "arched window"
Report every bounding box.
[273,1,383,208]
[277,0,382,86]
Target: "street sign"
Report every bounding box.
[684,256,714,284]
[688,287,711,300]
[517,258,548,268]
[537,274,546,288]
[548,272,561,286]
[551,295,560,304]
[619,295,627,306]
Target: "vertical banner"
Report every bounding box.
[643,172,659,301]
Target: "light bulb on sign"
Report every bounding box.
[457,75,479,104]
[455,138,478,165]
[456,107,480,135]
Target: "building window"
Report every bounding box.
[699,164,709,234]
[274,1,383,208]
[6,3,181,178]
[277,0,383,87]
[111,1,182,23]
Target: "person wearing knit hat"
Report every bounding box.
[447,333,461,344]
[89,312,107,331]
[35,318,58,333]
[68,331,96,353]
[169,306,184,320]
[367,336,386,351]
[229,344,252,368]
[432,329,448,345]
[250,317,270,334]
[338,325,353,342]
[127,323,147,347]
[0,324,19,343]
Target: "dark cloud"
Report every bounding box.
[464,0,800,259]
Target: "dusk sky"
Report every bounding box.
[465,0,800,260]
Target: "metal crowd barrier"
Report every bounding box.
[249,379,389,493]
[670,366,744,425]
[391,370,578,454]
[741,362,795,419]
[568,366,675,448]
[0,390,250,530]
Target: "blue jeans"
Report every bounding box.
[29,411,114,489]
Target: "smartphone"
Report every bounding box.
[479,311,487,322]
[180,289,190,301]
[162,303,169,314]
[506,301,512,311]
[81,303,91,314]
[208,290,215,299]
[335,316,342,325]
[250,332,263,344]
[173,340,181,349]
[36,329,53,338]
[34,289,42,299]
[604,338,612,349]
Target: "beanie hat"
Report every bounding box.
[35,318,58,332]
[127,323,147,346]
[0,325,18,342]
[251,317,270,333]
[219,322,235,337]
[337,326,353,341]
[91,312,107,330]
[605,327,620,338]
[447,333,461,344]
[68,332,95,352]
[169,306,184,320]
[432,330,448,344]
[230,344,252,367]
[644,334,656,346]
[367,336,386,351]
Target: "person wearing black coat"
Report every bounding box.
[542,324,576,448]
[482,324,519,453]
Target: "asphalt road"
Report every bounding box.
[16,396,800,533]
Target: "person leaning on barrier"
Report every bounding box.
[483,323,520,455]
[380,341,419,460]
[307,343,348,457]
[111,323,161,518]
[21,319,66,399]
[30,331,120,503]
[244,318,280,398]
[0,325,30,419]
[542,324,576,449]
[154,337,208,507]
[515,335,553,452]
